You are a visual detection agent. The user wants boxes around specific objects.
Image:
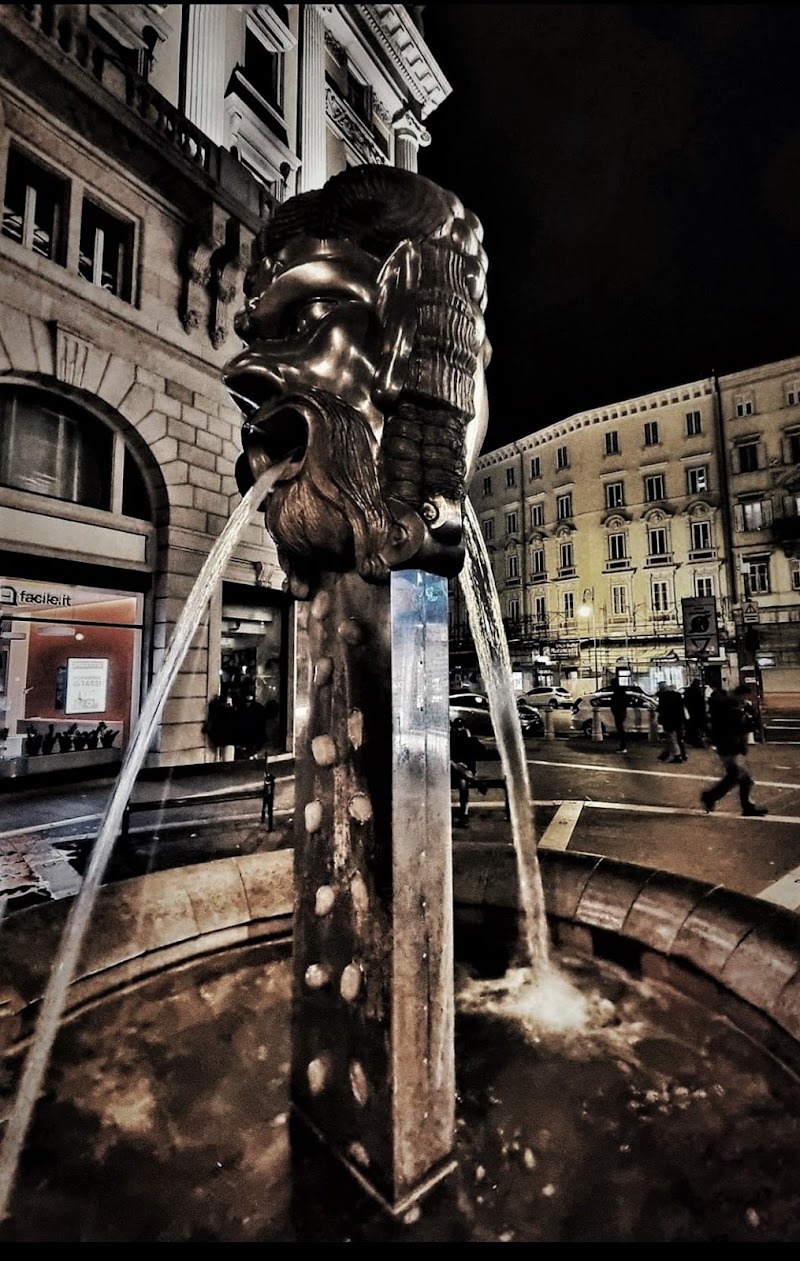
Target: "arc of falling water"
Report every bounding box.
[0,468,281,1224]
[460,498,551,976]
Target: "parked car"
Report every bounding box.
[449,692,545,739]
[523,685,574,710]
[571,688,657,738]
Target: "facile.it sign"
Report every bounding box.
[0,582,73,608]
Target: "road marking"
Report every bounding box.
[527,757,800,791]
[539,800,584,850]
[757,867,800,910]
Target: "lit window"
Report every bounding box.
[644,421,659,446]
[79,199,134,301]
[530,456,541,479]
[686,410,702,436]
[556,446,569,470]
[530,502,544,528]
[605,481,624,509]
[644,473,665,502]
[506,466,516,488]
[2,146,67,262]
[604,431,619,455]
[687,465,708,494]
[736,498,773,531]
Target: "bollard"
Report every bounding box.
[649,709,660,744]
[591,707,604,742]
[544,707,555,741]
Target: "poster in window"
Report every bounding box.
[65,658,108,714]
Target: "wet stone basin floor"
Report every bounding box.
[2,939,800,1242]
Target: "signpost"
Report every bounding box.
[681,597,719,659]
[742,600,760,624]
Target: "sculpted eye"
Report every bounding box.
[290,298,340,335]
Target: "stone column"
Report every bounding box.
[392,107,431,173]
[298,4,327,192]
[183,4,226,145]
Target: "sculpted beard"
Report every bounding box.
[266,389,393,592]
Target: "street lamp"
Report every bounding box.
[578,588,600,688]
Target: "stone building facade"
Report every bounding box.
[454,354,800,701]
[0,3,450,778]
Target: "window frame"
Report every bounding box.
[2,144,68,265]
[604,430,620,455]
[644,420,659,447]
[686,410,702,436]
[686,464,709,495]
[530,502,545,528]
[644,472,665,502]
[604,480,625,509]
[556,445,570,470]
[504,509,518,535]
[556,492,573,521]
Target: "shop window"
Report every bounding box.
[78,198,134,301]
[2,145,67,263]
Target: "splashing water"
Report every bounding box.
[0,467,283,1224]
[460,499,551,977]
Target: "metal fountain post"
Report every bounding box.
[291,566,454,1214]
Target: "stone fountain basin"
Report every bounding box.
[2,845,800,1241]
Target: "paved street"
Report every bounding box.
[2,710,800,917]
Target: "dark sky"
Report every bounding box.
[417,4,800,451]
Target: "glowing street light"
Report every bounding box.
[578,587,600,687]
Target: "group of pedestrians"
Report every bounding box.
[609,676,767,818]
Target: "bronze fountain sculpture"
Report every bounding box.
[224,163,492,1213]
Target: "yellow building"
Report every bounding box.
[453,355,800,701]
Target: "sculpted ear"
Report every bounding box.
[371,239,421,409]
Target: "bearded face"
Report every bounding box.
[223,173,490,597]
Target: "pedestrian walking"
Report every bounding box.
[657,683,687,763]
[683,678,708,748]
[700,685,768,817]
[450,717,488,828]
[608,680,629,753]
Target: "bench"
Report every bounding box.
[120,763,276,843]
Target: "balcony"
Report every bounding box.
[1,5,270,228]
[645,553,674,567]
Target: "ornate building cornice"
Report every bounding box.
[325,4,451,119]
[325,83,388,166]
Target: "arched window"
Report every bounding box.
[0,386,152,520]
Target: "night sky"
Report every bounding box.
[417,4,800,452]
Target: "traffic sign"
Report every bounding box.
[681,596,719,658]
[742,601,760,624]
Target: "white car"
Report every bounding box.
[523,685,574,710]
[571,688,658,738]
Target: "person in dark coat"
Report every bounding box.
[608,680,629,753]
[450,717,488,828]
[657,683,687,763]
[683,678,708,747]
[701,686,767,817]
